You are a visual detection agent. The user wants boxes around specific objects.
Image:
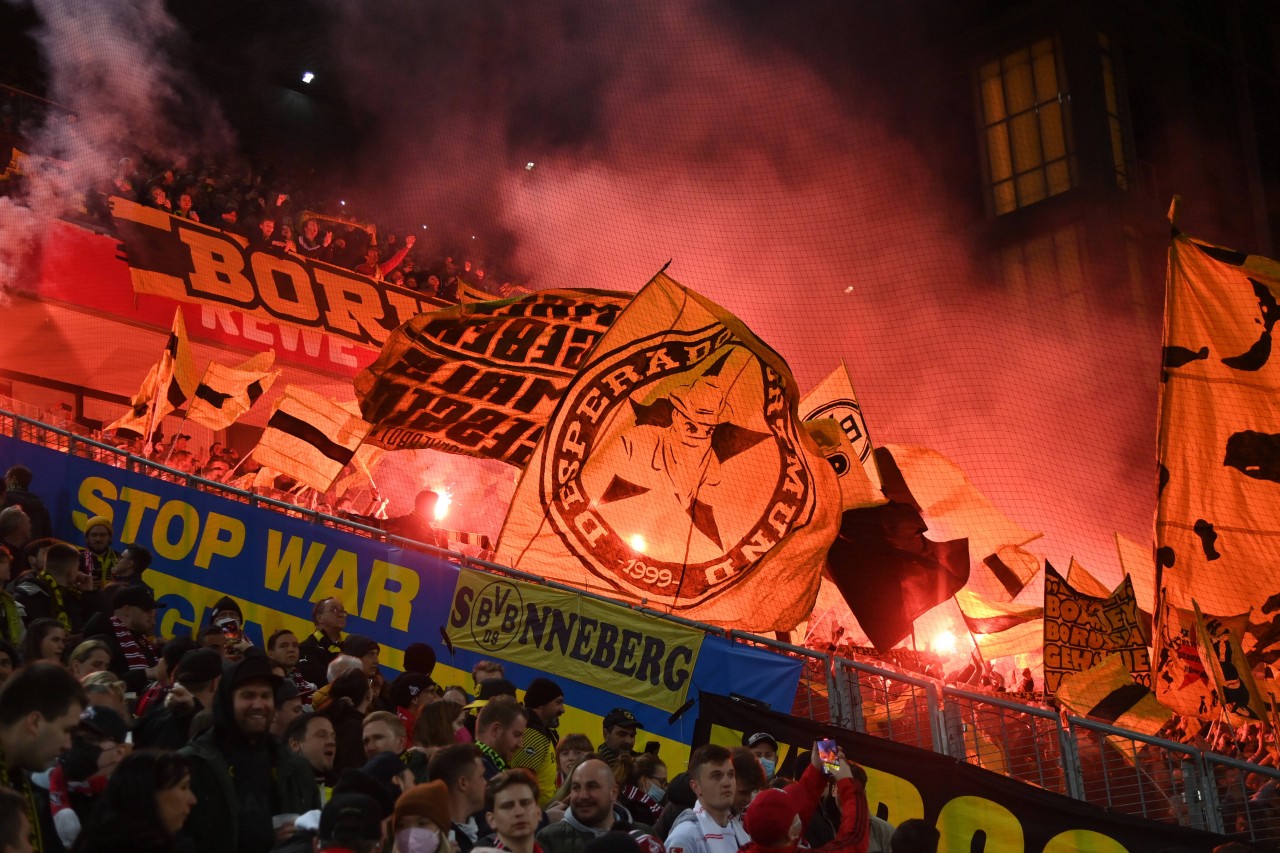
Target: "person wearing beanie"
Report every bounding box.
[79,515,119,590]
[179,651,319,853]
[739,743,868,853]
[394,781,452,853]
[511,678,564,808]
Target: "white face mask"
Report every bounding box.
[760,757,777,779]
[397,828,441,853]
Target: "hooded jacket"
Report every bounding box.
[178,655,319,853]
[535,804,664,853]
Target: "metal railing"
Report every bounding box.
[825,644,1280,845]
[12,409,1280,843]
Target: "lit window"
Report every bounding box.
[976,37,1075,215]
[1099,33,1134,190]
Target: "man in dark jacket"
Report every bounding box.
[179,651,319,853]
[83,585,161,693]
[298,597,347,688]
[1,466,52,541]
[133,648,222,750]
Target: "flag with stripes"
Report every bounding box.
[252,387,372,493]
[186,351,280,432]
[975,618,1043,661]
[879,444,1040,601]
[106,308,199,439]
[1055,653,1172,737]
[1193,599,1269,727]
[955,587,1043,634]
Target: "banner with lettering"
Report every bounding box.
[695,693,1225,853]
[448,568,710,712]
[1043,562,1150,694]
[355,290,631,465]
[109,196,439,352]
[0,432,801,760]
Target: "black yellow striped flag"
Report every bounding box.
[252,387,372,493]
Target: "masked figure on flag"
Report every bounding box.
[497,273,840,632]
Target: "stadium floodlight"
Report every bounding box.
[301,71,315,84]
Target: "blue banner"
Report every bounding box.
[0,434,803,758]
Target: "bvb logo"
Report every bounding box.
[803,399,872,464]
[468,580,524,652]
[541,328,814,608]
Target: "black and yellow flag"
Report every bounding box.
[497,273,841,632]
[1043,562,1149,694]
[356,289,630,466]
[106,308,199,440]
[1056,654,1171,737]
[186,351,280,432]
[1193,599,1269,727]
[253,387,371,493]
[1157,227,1280,628]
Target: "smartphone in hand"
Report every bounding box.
[817,738,840,775]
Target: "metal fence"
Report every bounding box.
[827,643,1280,847]
[11,409,1280,844]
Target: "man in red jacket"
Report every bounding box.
[740,744,868,853]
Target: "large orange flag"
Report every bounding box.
[497,273,841,632]
[1157,229,1280,618]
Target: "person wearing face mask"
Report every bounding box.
[33,706,132,849]
[616,753,665,825]
[392,780,452,853]
[742,734,779,783]
[740,745,868,853]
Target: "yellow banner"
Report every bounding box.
[445,567,704,712]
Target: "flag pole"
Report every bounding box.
[163,362,210,466]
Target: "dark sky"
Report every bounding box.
[3,0,1276,596]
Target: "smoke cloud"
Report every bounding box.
[0,0,232,293]
[324,0,1163,581]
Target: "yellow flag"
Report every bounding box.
[880,444,1040,601]
[1114,533,1156,615]
[1056,654,1171,737]
[106,308,199,439]
[497,273,841,632]
[1065,557,1112,599]
[1192,599,1269,728]
[186,351,280,432]
[1158,231,1280,618]
[252,386,372,493]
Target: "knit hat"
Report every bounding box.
[523,677,563,711]
[211,595,243,622]
[404,643,436,676]
[390,672,435,709]
[743,788,800,846]
[84,516,112,536]
[393,781,451,833]
[342,634,380,659]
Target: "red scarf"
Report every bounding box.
[110,615,154,670]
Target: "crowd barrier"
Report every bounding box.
[6,409,1279,845]
[833,657,1280,847]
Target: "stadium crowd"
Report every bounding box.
[0,460,947,853]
